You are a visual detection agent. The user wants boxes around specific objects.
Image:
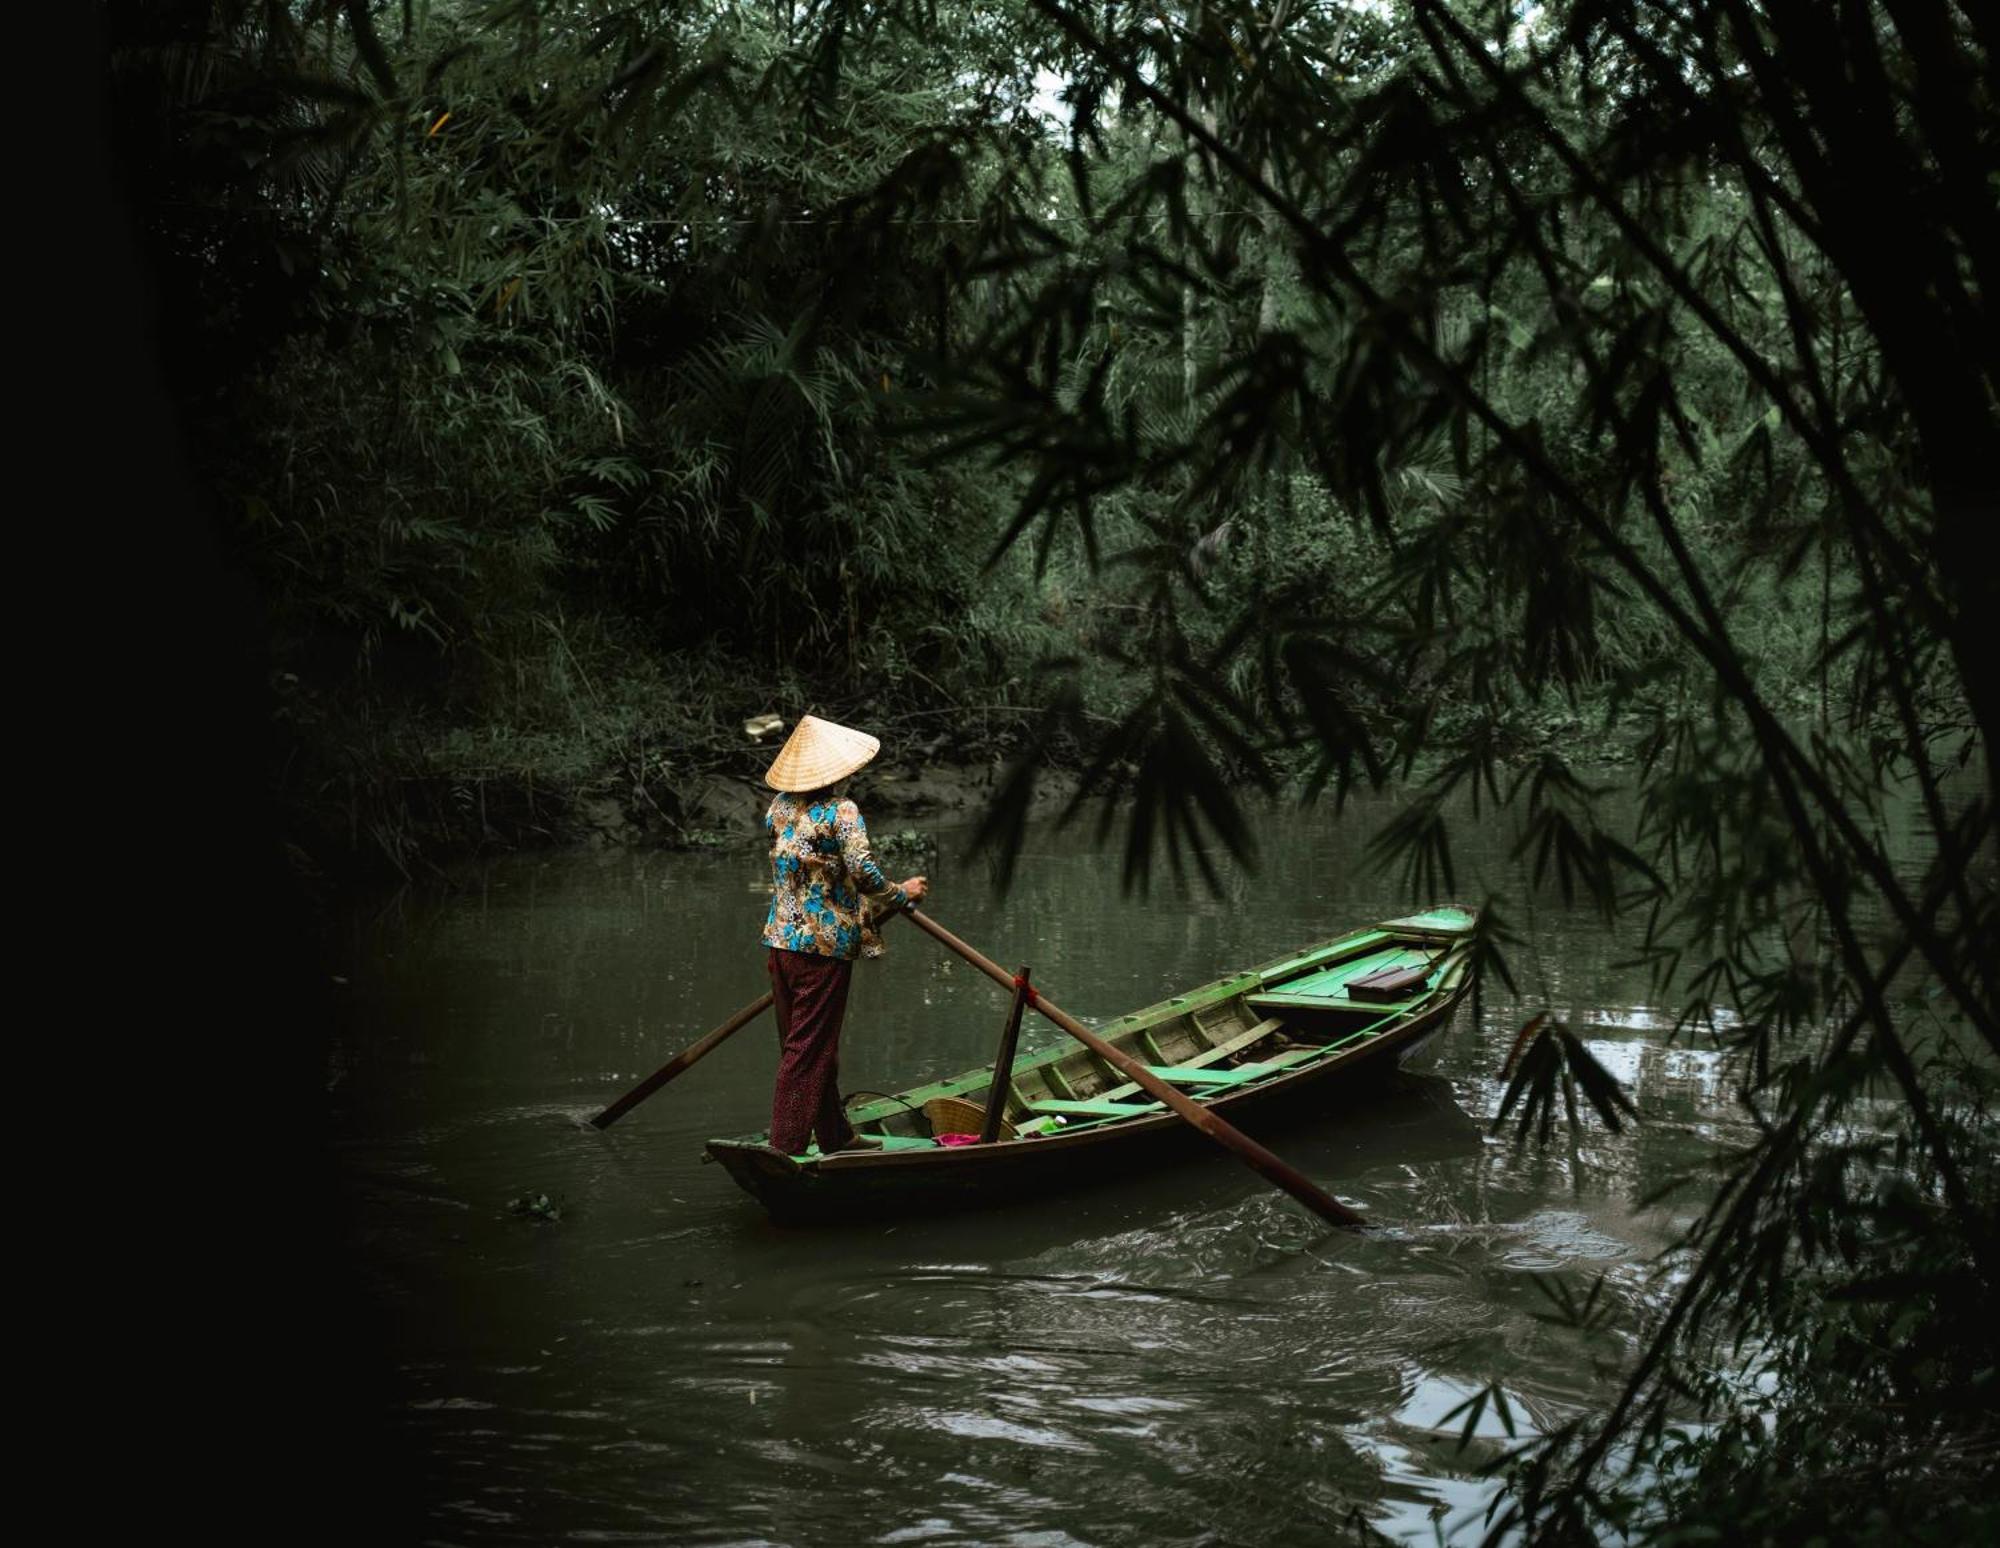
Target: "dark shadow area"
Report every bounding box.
[80,7,416,1539]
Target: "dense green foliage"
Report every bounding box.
[111,0,1872,878]
[108,1,1994,1542]
[111,0,1097,872]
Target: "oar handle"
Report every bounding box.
[900,906,1367,1230]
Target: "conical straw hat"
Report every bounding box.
[763,715,881,792]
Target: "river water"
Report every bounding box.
[331,786,1758,1546]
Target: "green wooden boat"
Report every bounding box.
[706,906,1478,1222]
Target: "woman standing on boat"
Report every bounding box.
[760,715,928,1155]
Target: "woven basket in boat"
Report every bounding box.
[923,1095,1016,1141]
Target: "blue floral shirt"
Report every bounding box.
[761,795,907,960]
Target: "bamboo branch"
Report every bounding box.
[1025,0,1998,1050]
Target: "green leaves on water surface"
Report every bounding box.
[1526,1273,1619,1339]
[1495,1014,1640,1145]
[1463,898,1522,1035]
[1441,1379,1522,1453]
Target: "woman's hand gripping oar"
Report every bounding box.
[588,992,774,1130]
[899,905,1369,1231]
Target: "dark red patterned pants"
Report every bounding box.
[766,947,858,1155]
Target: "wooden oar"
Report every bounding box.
[587,893,917,1130]
[588,991,774,1130]
[901,907,1368,1230]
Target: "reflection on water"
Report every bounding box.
[335,787,1744,1545]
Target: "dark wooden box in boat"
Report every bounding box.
[1345,961,1434,1001]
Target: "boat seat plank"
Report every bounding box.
[1271,947,1432,1001]
[1111,1034,1377,1107]
[1028,1097,1166,1118]
[1246,992,1349,1013]
[1253,930,1391,980]
[1247,979,1431,1014]
[1098,1018,1285,1103]
[1138,1045,1333,1096]
[1233,1045,1334,1075]
[1213,1016,1288,1054]
[1096,1020,1296,1104]
[1142,1064,1270,1086]
[1170,1016,1285,1067]
[801,1132,938,1158]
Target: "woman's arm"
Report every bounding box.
[835,800,926,905]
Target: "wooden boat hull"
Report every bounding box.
[706,907,1477,1224]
